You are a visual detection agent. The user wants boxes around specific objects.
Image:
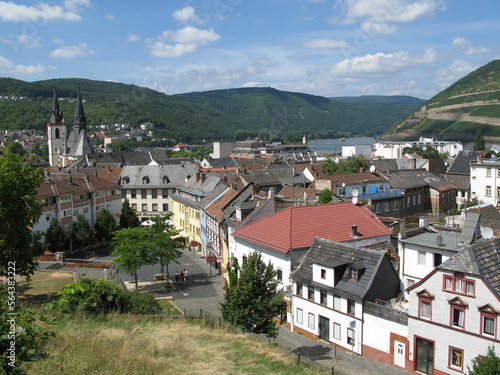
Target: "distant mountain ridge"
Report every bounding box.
[384,59,500,142]
[0,78,423,142]
[330,95,426,105]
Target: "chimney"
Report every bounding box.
[67,176,72,185]
[196,172,201,182]
[201,173,206,183]
[351,225,358,237]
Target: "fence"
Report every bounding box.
[364,301,408,325]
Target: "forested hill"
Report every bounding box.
[0,78,422,143]
[384,59,500,142]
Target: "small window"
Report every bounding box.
[418,251,426,265]
[333,294,341,310]
[296,283,303,296]
[308,313,315,329]
[162,176,170,184]
[296,308,303,324]
[142,176,150,184]
[131,189,136,199]
[141,190,147,199]
[419,298,431,319]
[320,269,326,279]
[483,315,496,336]
[276,268,282,282]
[486,186,492,197]
[152,190,157,199]
[451,306,465,328]
[320,290,327,306]
[152,203,158,212]
[347,299,355,315]
[334,323,341,340]
[142,204,147,212]
[308,287,314,301]
[347,328,355,345]
[393,200,399,211]
[449,347,464,371]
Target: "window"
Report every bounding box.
[407,196,411,207]
[419,299,431,319]
[486,185,492,197]
[407,279,415,289]
[418,251,426,265]
[482,314,496,336]
[162,189,168,198]
[451,305,465,328]
[142,176,150,184]
[320,268,326,279]
[95,205,102,212]
[333,294,341,310]
[413,195,416,206]
[443,273,475,296]
[418,194,421,205]
[162,176,170,184]
[333,323,341,340]
[276,268,282,282]
[141,190,147,199]
[162,203,168,211]
[142,204,147,211]
[349,267,358,281]
[433,253,442,267]
[347,328,355,345]
[393,200,399,210]
[320,290,327,306]
[308,313,315,329]
[308,287,315,301]
[347,299,355,315]
[152,190,157,199]
[375,203,381,213]
[296,308,303,324]
[449,347,464,371]
[152,203,158,212]
[384,201,391,212]
[296,283,303,296]
[487,168,492,177]
[131,189,136,199]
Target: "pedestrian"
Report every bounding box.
[180,270,184,282]
[183,268,188,282]
[175,271,180,283]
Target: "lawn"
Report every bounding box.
[14,271,74,309]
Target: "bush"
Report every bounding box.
[125,291,160,315]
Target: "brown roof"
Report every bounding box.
[313,171,385,187]
[37,174,120,199]
[205,188,239,222]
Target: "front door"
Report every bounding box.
[318,316,330,342]
[415,338,434,374]
[393,340,405,368]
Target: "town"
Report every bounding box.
[3,86,498,375]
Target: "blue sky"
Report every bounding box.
[0,0,498,99]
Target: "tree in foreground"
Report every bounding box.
[94,208,117,243]
[73,214,94,251]
[0,145,44,277]
[149,215,182,279]
[468,346,500,375]
[221,252,286,338]
[112,227,153,289]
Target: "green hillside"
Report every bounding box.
[384,59,500,142]
[0,78,421,142]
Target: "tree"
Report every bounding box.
[468,346,500,375]
[221,252,286,338]
[149,216,182,279]
[94,208,117,243]
[73,214,93,250]
[321,154,367,175]
[474,128,486,151]
[45,217,66,253]
[0,146,44,278]
[317,188,333,204]
[119,198,139,228]
[112,227,153,290]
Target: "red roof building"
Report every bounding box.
[232,202,391,254]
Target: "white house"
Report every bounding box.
[470,157,500,206]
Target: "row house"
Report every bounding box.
[470,157,500,206]
[231,201,392,326]
[170,173,225,250]
[313,170,391,198]
[406,238,500,374]
[33,173,122,250]
[291,238,401,355]
[120,163,198,222]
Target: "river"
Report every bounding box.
[307,137,374,154]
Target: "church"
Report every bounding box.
[47,88,95,167]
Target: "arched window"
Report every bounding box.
[142,176,150,184]
[55,128,60,138]
[162,176,170,184]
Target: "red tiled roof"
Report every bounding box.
[233,202,390,253]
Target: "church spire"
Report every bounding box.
[73,87,87,126]
[49,87,63,123]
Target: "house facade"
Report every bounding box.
[470,157,500,206]
[406,239,500,374]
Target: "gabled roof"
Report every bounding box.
[438,238,500,297]
[383,169,457,191]
[446,150,488,175]
[37,174,120,198]
[232,202,390,253]
[292,238,389,299]
[202,187,239,223]
[314,171,385,187]
[120,164,199,188]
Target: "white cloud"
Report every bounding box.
[106,14,115,21]
[172,6,202,24]
[303,38,349,49]
[434,60,477,89]
[336,0,444,34]
[127,33,140,43]
[147,26,220,58]
[0,0,89,22]
[49,43,94,59]
[0,55,52,74]
[452,37,490,56]
[3,34,42,49]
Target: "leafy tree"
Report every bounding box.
[0,146,44,277]
[190,145,213,160]
[221,252,286,338]
[317,188,333,204]
[45,217,66,253]
[119,198,139,228]
[402,146,447,159]
[474,128,486,151]
[73,214,94,250]
[112,227,154,290]
[149,216,182,279]
[94,208,117,243]
[285,131,302,144]
[468,346,500,375]
[0,286,55,374]
[322,154,368,175]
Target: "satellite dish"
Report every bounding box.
[482,227,494,240]
[369,165,376,173]
[436,235,444,246]
[352,197,358,205]
[352,188,359,197]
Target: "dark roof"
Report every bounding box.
[446,151,488,175]
[465,204,500,233]
[71,151,193,167]
[384,169,456,191]
[438,238,500,297]
[292,238,388,299]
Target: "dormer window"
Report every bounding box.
[162,176,170,184]
[122,176,129,184]
[348,262,365,282]
[142,176,150,184]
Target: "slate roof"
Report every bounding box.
[438,238,500,296]
[313,171,385,188]
[383,169,457,191]
[120,164,199,188]
[292,238,388,299]
[37,174,120,198]
[232,202,390,253]
[71,151,193,167]
[465,203,500,233]
[446,150,488,175]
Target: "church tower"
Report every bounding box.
[65,88,94,161]
[47,88,67,167]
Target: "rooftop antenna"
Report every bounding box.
[352,188,359,205]
[482,227,494,240]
